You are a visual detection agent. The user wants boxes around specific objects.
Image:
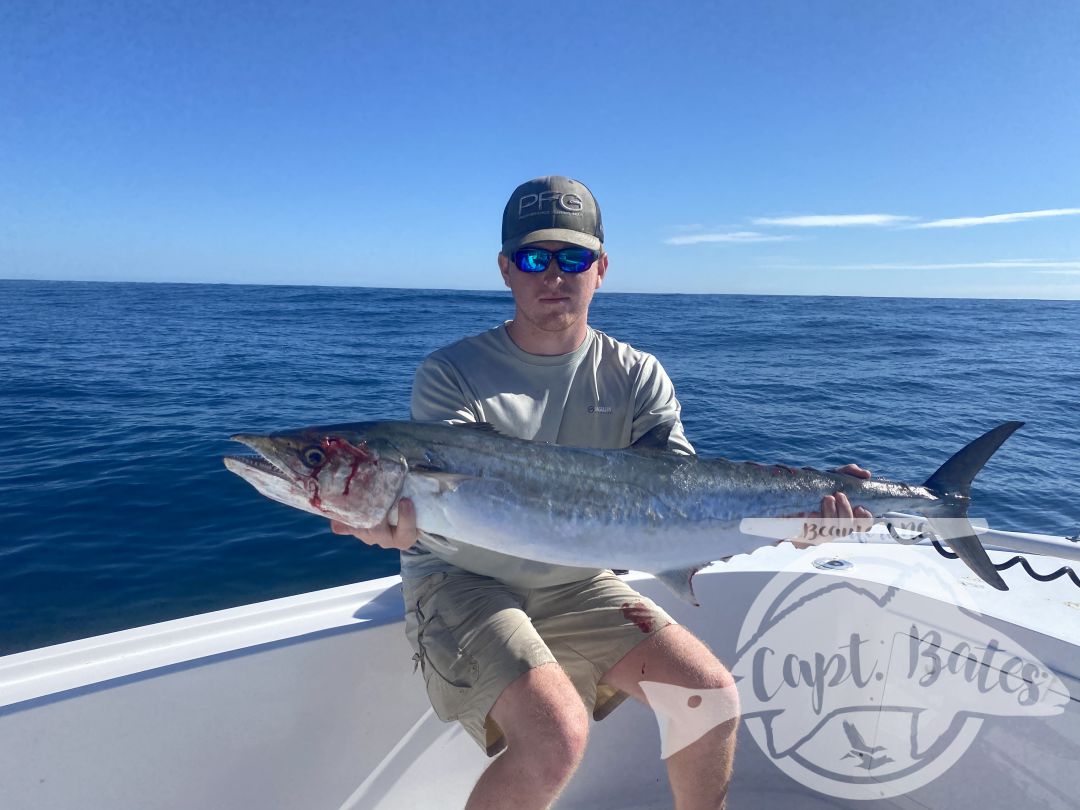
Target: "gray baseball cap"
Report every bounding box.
[501,176,604,255]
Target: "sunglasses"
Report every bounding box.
[511,246,599,274]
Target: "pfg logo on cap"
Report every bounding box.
[501,176,604,252]
[517,191,584,218]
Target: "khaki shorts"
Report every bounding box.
[402,570,675,756]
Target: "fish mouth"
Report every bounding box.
[223,454,289,480]
[223,437,329,520]
[224,433,294,482]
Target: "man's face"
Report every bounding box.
[498,241,608,335]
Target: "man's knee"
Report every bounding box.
[688,648,736,692]
[613,624,735,691]
[663,628,734,686]
[491,663,590,772]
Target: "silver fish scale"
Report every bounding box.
[370,423,947,537]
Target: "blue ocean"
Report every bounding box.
[1,280,1077,655]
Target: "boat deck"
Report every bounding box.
[2,536,1078,809]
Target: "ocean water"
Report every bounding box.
[1,281,1077,655]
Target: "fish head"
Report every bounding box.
[225,427,408,528]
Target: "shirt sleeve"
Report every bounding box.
[410,354,478,424]
[631,354,695,455]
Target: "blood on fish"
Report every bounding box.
[299,437,373,511]
[321,437,375,497]
[342,460,370,496]
[323,436,373,463]
[302,476,325,511]
[621,601,654,634]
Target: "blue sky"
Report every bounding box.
[3,1,1078,298]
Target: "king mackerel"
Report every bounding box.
[225,418,1020,600]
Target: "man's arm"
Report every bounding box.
[410,355,479,425]
[631,354,694,454]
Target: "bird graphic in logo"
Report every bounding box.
[839,720,894,771]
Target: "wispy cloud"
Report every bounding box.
[910,208,1080,229]
[666,206,1080,247]
[1033,269,1080,276]
[752,214,915,227]
[665,231,797,246]
[766,259,1080,271]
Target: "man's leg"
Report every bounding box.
[466,662,589,810]
[403,571,591,810]
[601,625,739,810]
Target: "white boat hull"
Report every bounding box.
[2,539,1078,809]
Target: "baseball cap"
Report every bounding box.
[501,176,604,255]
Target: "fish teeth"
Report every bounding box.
[224,455,287,479]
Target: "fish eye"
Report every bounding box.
[302,446,326,467]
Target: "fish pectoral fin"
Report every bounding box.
[412,470,478,494]
[652,564,710,606]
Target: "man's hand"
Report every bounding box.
[831,463,871,481]
[787,464,874,549]
[331,498,418,551]
[821,463,873,523]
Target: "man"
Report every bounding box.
[335,176,869,809]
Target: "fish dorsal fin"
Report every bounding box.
[630,422,676,453]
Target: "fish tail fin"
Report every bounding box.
[925,517,1008,590]
[923,421,1024,499]
[921,421,1023,592]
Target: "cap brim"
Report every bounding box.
[502,228,602,255]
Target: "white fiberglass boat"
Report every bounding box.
[2,524,1078,809]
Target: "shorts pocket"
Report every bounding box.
[417,611,479,690]
[406,577,480,722]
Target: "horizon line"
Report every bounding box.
[3,275,1078,303]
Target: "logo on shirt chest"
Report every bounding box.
[587,405,613,414]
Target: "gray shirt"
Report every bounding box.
[400,323,693,586]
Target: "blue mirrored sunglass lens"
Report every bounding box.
[513,247,596,273]
[514,249,553,272]
[556,249,595,272]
